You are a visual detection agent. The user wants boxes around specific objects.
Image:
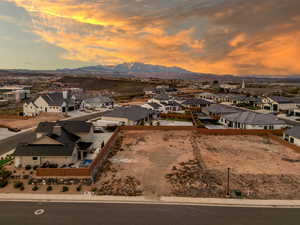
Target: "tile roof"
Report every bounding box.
[269,96,294,104]
[147,102,161,109]
[39,92,74,107]
[285,126,300,139]
[102,106,152,121]
[36,121,93,134]
[182,98,211,106]
[205,104,241,114]
[13,128,80,157]
[222,111,286,125]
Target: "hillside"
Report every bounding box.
[59,76,155,95]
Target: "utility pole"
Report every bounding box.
[226,168,230,197]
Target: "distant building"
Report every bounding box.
[23,91,75,116]
[220,111,286,130]
[283,126,300,146]
[261,96,298,112]
[202,104,241,117]
[181,98,211,108]
[0,85,31,102]
[81,96,114,110]
[101,106,154,125]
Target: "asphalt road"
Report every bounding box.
[0,202,299,225]
[0,112,102,155]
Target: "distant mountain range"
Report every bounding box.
[55,62,212,79]
[1,62,300,81]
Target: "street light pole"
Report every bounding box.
[226,167,230,197]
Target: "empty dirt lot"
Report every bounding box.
[96,130,300,199]
[0,113,65,130]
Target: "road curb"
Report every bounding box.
[0,194,300,208]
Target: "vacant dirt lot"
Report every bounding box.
[0,113,65,130]
[96,130,300,199]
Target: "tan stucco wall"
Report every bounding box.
[101,116,129,125]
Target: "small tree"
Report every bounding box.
[47,186,53,192]
[14,181,23,189]
[0,179,8,188]
[76,185,82,192]
[25,165,32,170]
[32,186,38,191]
[62,186,69,192]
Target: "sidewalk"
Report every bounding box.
[0,193,299,208]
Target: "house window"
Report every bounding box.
[32,157,38,160]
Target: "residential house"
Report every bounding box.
[142,102,164,113]
[101,105,154,125]
[220,111,286,130]
[149,94,182,112]
[23,91,75,116]
[261,96,297,112]
[197,92,218,101]
[81,96,114,110]
[0,85,30,102]
[13,121,94,168]
[202,104,241,117]
[283,126,300,146]
[181,98,211,108]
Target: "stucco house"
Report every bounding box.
[261,96,297,112]
[81,96,114,110]
[283,126,300,146]
[101,105,154,125]
[13,121,94,168]
[149,94,182,112]
[23,91,75,116]
[181,98,211,108]
[220,111,287,130]
[202,104,241,117]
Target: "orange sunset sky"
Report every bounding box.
[1,0,300,75]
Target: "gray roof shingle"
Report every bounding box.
[182,98,211,107]
[102,106,152,121]
[222,111,286,125]
[285,126,300,139]
[36,121,93,134]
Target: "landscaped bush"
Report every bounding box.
[0,169,11,180]
[91,187,97,193]
[33,165,39,170]
[47,186,53,192]
[20,186,25,191]
[62,186,69,192]
[0,179,8,188]
[25,165,32,170]
[76,185,82,192]
[32,186,38,191]
[14,181,23,189]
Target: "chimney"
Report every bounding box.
[52,125,62,136]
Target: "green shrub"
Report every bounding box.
[0,179,8,188]
[14,181,23,189]
[47,186,53,192]
[0,169,11,180]
[62,186,69,192]
[32,186,38,191]
[76,185,82,192]
[91,187,97,193]
[25,165,32,170]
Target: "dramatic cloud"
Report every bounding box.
[5,0,300,75]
